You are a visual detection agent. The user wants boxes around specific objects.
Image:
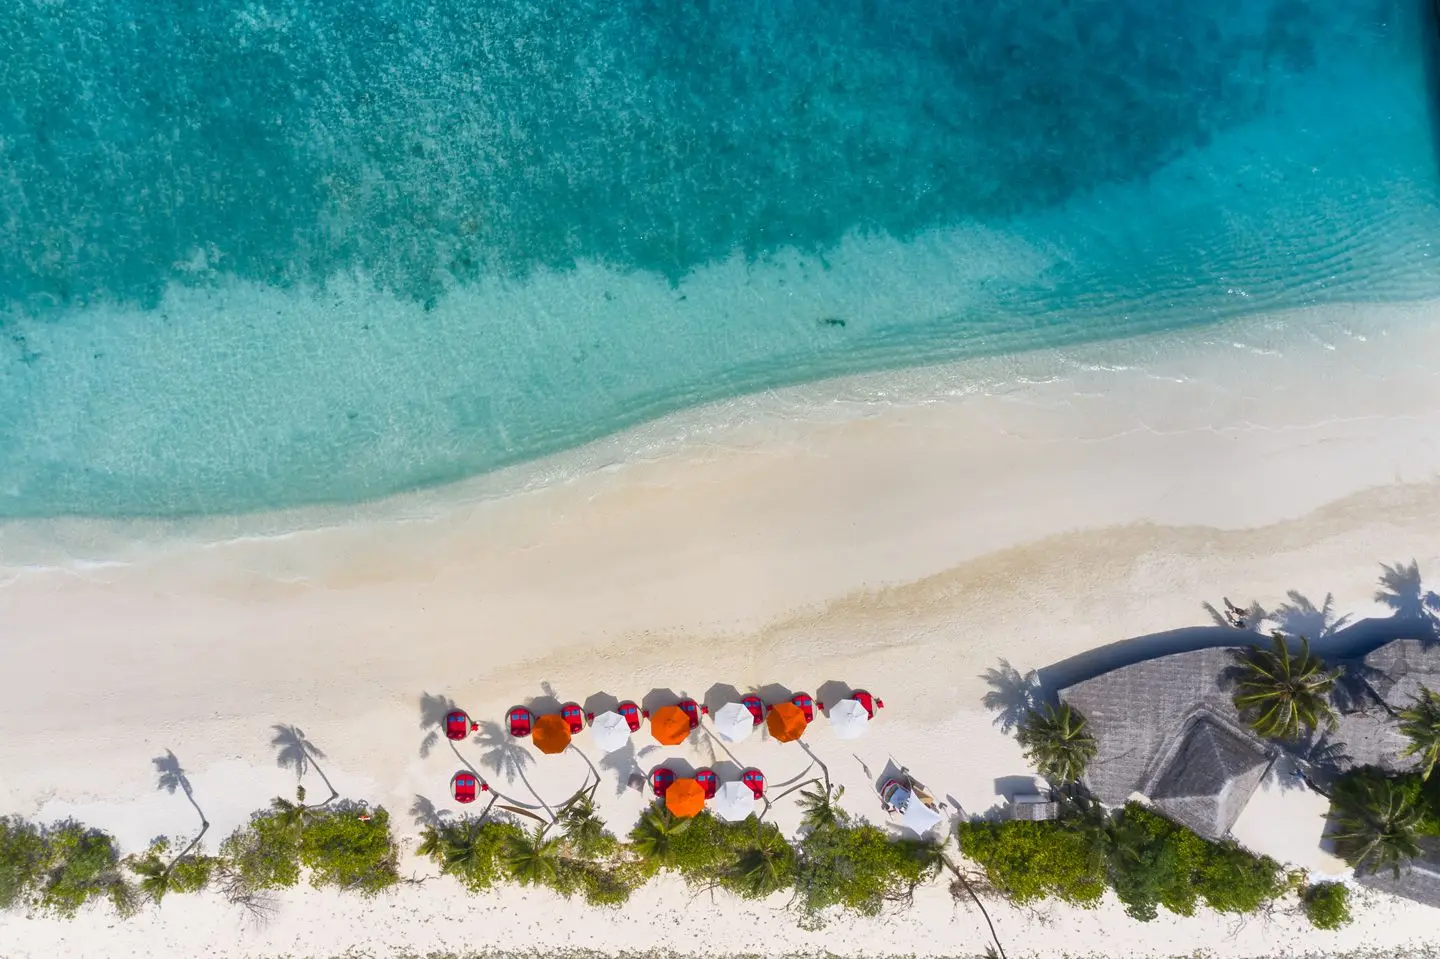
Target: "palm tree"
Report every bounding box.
[144,751,211,902]
[268,792,323,835]
[796,783,845,832]
[557,788,610,857]
[503,824,561,886]
[1328,776,1424,876]
[417,825,445,862]
[270,725,339,805]
[128,853,171,902]
[440,819,488,872]
[1015,702,1097,784]
[1398,687,1440,780]
[628,807,691,867]
[733,823,795,898]
[1230,633,1340,740]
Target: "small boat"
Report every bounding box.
[444,709,478,741]
[507,706,534,738]
[695,767,719,799]
[741,767,766,799]
[560,702,585,734]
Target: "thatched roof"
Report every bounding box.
[1058,646,1255,810]
[1355,838,1440,909]
[1150,718,1272,839]
[1332,638,1440,773]
[1361,639,1440,711]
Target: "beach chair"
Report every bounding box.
[851,689,884,719]
[695,767,719,799]
[741,767,766,800]
[617,700,642,732]
[650,767,676,799]
[444,709,477,741]
[880,777,905,812]
[678,698,708,728]
[507,707,533,738]
[561,702,585,734]
[741,693,765,725]
[451,771,486,804]
[790,692,815,723]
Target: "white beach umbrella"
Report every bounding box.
[589,711,631,754]
[827,698,869,739]
[711,780,757,822]
[711,702,756,744]
[899,791,944,836]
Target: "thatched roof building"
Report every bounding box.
[1057,646,1272,840]
[1333,638,1440,772]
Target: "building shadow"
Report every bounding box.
[993,774,1042,802]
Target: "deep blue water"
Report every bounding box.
[2,0,1439,517]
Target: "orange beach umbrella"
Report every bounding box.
[650,705,691,745]
[766,701,807,742]
[665,777,706,818]
[532,713,572,755]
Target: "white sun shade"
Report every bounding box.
[711,780,757,822]
[898,790,944,836]
[711,702,756,743]
[827,698,869,739]
[589,710,631,753]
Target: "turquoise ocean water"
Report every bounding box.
[2,0,1440,518]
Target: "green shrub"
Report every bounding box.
[299,805,398,894]
[957,819,1106,906]
[1106,803,1283,921]
[794,821,938,918]
[1302,881,1353,930]
[167,852,218,894]
[37,821,132,918]
[0,816,48,911]
[220,807,303,892]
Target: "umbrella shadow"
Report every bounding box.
[703,683,742,716]
[652,758,697,780]
[418,691,461,758]
[756,682,793,707]
[642,687,679,714]
[979,659,1043,733]
[816,680,854,717]
[584,690,621,716]
[527,683,565,717]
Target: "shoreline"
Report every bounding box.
[3,298,1440,956]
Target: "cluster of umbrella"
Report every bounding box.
[651,766,768,821]
[440,689,885,806]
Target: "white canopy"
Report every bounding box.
[894,788,944,836]
[711,780,757,822]
[711,702,756,744]
[589,710,631,754]
[828,698,869,739]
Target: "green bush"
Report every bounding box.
[220,806,303,892]
[1106,803,1283,921]
[0,816,48,910]
[37,821,133,918]
[794,821,938,918]
[1302,881,1353,930]
[957,819,1105,906]
[299,805,398,894]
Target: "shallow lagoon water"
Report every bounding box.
[1,0,1439,517]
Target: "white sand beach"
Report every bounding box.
[3,299,1440,958]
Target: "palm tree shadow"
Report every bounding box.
[270,724,339,804]
[409,794,452,829]
[1201,598,1267,632]
[1375,560,1440,633]
[153,750,208,829]
[1271,590,1352,640]
[473,720,550,816]
[599,741,642,797]
[418,692,460,758]
[1280,729,1350,795]
[979,659,1042,733]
